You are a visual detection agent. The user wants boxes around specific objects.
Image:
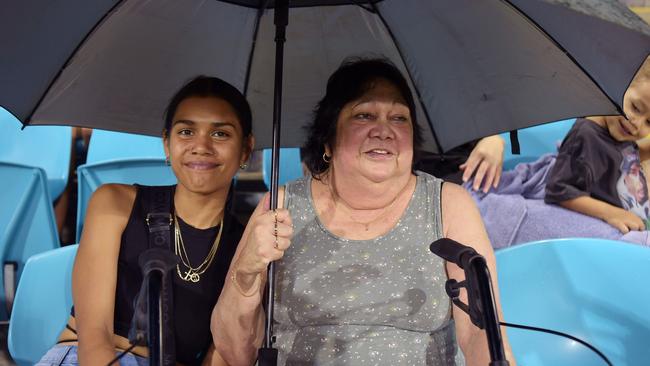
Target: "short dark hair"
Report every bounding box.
[302,57,422,177]
[164,76,252,138]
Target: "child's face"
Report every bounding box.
[624,78,650,131]
[601,114,650,142]
[603,80,650,142]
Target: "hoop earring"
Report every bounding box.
[322,153,331,163]
[239,163,248,170]
[165,156,171,166]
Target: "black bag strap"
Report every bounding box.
[143,185,174,249]
[509,130,521,155]
[128,185,177,366]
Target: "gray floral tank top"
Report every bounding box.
[274,172,465,365]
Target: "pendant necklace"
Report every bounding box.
[174,213,223,283]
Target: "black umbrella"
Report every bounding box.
[2,0,649,152]
[1,0,650,364]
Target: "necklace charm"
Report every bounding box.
[180,270,192,282]
[189,272,200,282]
[173,213,224,283]
[179,269,201,283]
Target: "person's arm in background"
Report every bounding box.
[211,192,293,366]
[460,135,505,193]
[559,196,644,233]
[73,184,134,365]
[441,183,516,366]
[549,161,643,233]
[546,122,644,234]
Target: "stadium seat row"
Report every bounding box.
[10,238,650,366]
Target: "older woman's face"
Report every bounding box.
[329,79,414,183]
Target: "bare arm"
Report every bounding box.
[211,191,293,366]
[441,183,515,366]
[460,135,505,193]
[201,345,228,366]
[559,196,644,233]
[73,184,135,365]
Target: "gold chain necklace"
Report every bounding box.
[341,202,397,231]
[174,213,223,283]
[329,183,405,232]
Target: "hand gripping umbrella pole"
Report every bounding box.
[258,1,289,365]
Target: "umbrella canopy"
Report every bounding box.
[1,0,649,153]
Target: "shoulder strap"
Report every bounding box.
[140,185,174,249]
[129,185,177,366]
[509,130,520,155]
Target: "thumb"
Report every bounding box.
[263,191,273,211]
[250,192,272,219]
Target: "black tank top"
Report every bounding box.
[113,185,243,365]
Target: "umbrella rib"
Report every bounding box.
[349,0,377,12]
[244,0,271,96]
[24,0,128,125]
[501,0,623,114]
[369,1,443,153]
[219,0,383,8]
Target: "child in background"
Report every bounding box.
[545,57,650,233]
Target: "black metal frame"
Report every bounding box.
[258,1,289,365]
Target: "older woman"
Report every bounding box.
[212,58,515,365]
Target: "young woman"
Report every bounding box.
[37,76,254,366]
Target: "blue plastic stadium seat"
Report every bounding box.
[76,130,176,241]
[496,238,650,366]
[86,129,167,163]
[501,119,575,170]
[0,108,71,200]
[0,162,59,320]
[262,148,303,190]
[8,245,77,366]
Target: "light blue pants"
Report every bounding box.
[36,345,148,366]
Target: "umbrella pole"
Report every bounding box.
[259,1,288,365]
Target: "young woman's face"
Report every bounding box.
[163,96,252,195]
[328,78,414,183]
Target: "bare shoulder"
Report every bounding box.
[81,184,137,241]
[440,181,471,200]
[441,182,477,222]
[440,182,489,248]
[88,183,137,216]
